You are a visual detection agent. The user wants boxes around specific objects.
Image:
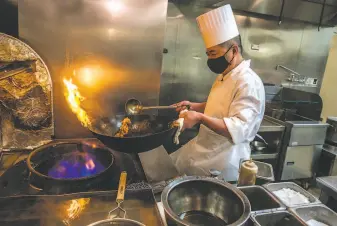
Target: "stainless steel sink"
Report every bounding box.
[239,186,285,214]
[290,204,337,226]
[251,211,306,226]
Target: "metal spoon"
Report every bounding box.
[125,98,188,115]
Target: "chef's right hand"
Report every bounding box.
[172,100,191,112]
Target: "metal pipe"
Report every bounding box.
[279,0,285,25]
[318,0,327,31]
[275,65,300,76]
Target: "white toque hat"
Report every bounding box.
[196,4,239,48]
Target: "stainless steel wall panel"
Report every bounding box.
[19,0,168,138]
[160,1,336,109]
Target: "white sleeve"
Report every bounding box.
[223,81,264,144]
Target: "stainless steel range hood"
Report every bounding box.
[185,0,337,27]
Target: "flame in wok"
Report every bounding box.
[63,78,91,127]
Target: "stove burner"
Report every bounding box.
[0,139,148,196]
[47,151,105,179]
[27,141,117,193]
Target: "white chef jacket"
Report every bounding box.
[170,60,265,181]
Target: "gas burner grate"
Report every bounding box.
[126,182,151,191]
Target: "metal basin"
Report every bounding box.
[161,177,251,226]
[251,211,306,226]
[239,186,285,214]
[263,182,320,207]
[290,204,337,226]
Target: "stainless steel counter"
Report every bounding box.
[317,176,337,200]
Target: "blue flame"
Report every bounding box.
[48,151,105,179]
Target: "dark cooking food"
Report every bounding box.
[114,117,154,137]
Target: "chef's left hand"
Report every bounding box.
[179,110,201,130]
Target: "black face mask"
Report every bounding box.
[207,46,234,74]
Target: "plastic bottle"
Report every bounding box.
[238,160,258,186]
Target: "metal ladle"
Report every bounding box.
[125,98,189,115]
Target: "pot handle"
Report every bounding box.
[109,171,127,219]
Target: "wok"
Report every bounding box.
[90,115,178,154]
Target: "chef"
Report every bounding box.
[170,4,265,181]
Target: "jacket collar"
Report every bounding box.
[217,60,251,81]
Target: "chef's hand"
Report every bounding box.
[172,100,191,112]
[179,110,201,130]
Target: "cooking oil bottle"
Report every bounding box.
[238,160,258,186]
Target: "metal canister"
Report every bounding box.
[238,160,258,186]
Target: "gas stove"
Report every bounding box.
[0,139,164,226]
[0,139,147,197]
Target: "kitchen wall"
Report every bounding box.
[0,0,18,37]
[19,0,168,139]
[159,1,337,109]
[320,35,337,121]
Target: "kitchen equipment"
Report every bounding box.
[263,182,321,207]
[316,176,337,211]
[125,98,187,115]
[251,141,267,152]
[0,139,148,197]
[251,211,306,226]
[278,119,328,180]
[238,185,285,214]
[87,172,145,226]
[290,204,337,226]
[326,117,337,144]
[161,176,251,226]
[317,144,337,176]
[26,141,118,193]
[251,117,285,171]
[238,160,258,186]
[90,115,178,153]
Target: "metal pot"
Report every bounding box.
[87,218,145,226]
[161,176,251,226]
[326,117,337,144]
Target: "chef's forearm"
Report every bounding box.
[199,113,231,138]
[191,102,206,113]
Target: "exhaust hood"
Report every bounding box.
[177,0,337,28]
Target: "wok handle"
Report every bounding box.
[116,171,127,203]
[142,106,176,110]
[142,105,190,111]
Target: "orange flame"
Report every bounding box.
[63,198,90,225]
[63,78,91,127]
[85,159,95,170]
